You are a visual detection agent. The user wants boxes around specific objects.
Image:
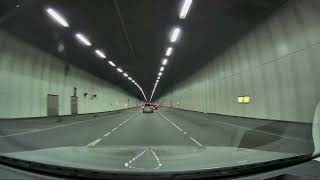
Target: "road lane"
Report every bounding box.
[0,109,139,153]
[97,111,195,147]
[0,107,314,155]
[157,108,314,154]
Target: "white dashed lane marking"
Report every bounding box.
[104,132,111,137]
[86,138,101,147]
[86,111,140,147]
[157,111,203,147]
[189,137,202,147]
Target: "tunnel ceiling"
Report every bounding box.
[0,0,287,100]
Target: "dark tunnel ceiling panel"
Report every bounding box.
[0,0,287,100]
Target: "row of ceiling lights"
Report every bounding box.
[46,7,147,101]
[149,0,192,102]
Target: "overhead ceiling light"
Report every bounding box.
[123,73,128,77]
[75,33,91,46]
[95,49,106,58]
[166,48,173,56]
[157,76,160,80]
[179,0,192,19]
[46,8,69,28]
[117,68,123,73]
[128,77,132,80]
[156,79,159,82]
[108,61,116,67]
[162,58,168,65]
[170,27,181,43]
[160,66,164,72]
[159,72,163,76]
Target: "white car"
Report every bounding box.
[142,103,153,113]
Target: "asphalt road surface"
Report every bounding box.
[0,108,314,154]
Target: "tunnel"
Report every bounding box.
[0,0,320,179]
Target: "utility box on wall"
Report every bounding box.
[71,96,78,115]
[47,94,59,116]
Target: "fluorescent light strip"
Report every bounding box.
[46,8,69,27]
[166,48,173,57]
[160,66,164,72]
[75,33,91,46]
[159,72,162,76]
[108,61,116,67]
[157,76,160,80]
[179,0,192,19]
[123,73,128,77]
[95,49,106,58]
[128,77,132,80]
[162,58,168,65]
[170,28,181,43]
[140,88,147,101]
[117,68,123,73]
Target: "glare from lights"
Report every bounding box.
[159,72,163,76]
[160,66,164,72]
[162,58,168,65]
[117,68,123,73]
[75,33,91,46]
[179,0,192,19]
[95,49,106,58]
[170,27,181,43]
[166,48,173,57]
[123,73,128,77]
[46,8,69,28]
[108,61,116,67]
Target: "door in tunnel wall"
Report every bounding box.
[71,96,78,115]
[47,94,59,116]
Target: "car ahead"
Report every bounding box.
[142,103,153,113]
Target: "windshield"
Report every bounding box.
[0,0,318,178]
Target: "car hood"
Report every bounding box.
[1,146,300,172]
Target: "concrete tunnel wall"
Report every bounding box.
[0,30,139,118]
[159,0,320,123]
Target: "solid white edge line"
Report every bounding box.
[1,110,141,138]
[0,116,105,138]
